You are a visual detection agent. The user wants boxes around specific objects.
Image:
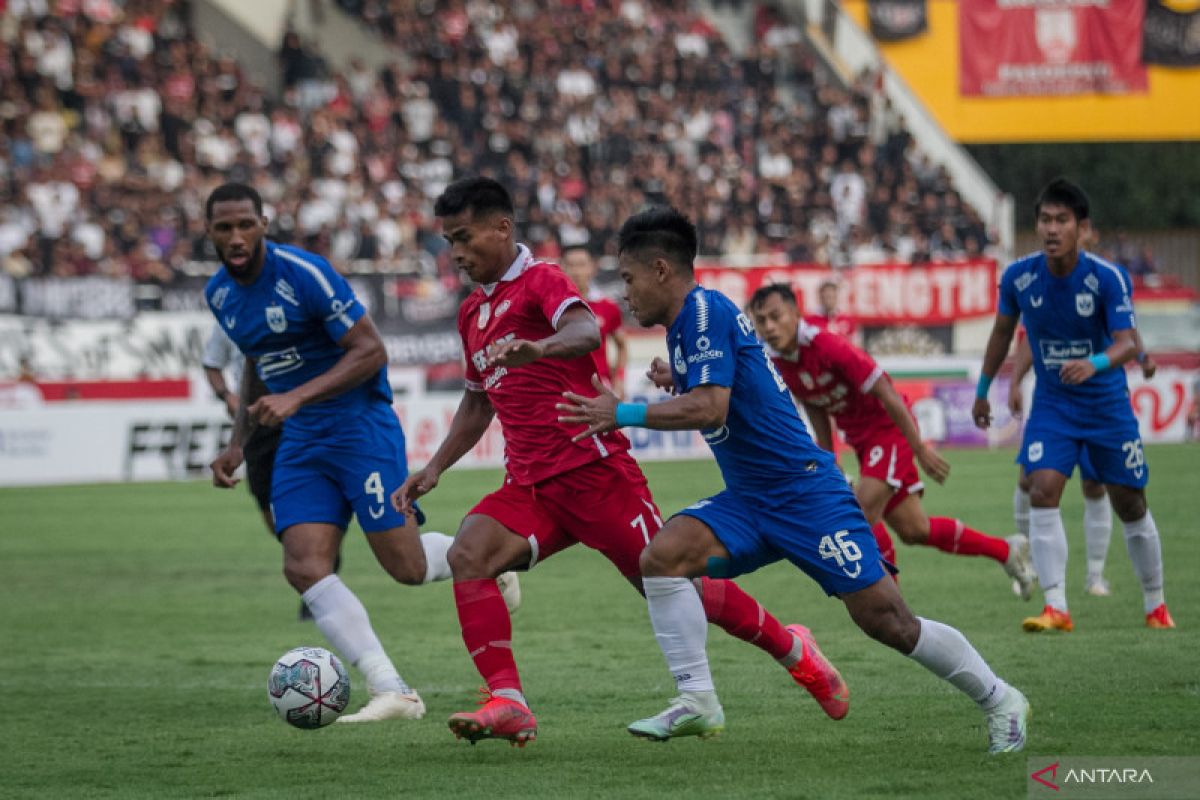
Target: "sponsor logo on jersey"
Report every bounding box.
[687,348,724,365]
[800,371,815,390]
[1075,292,1095,317]
[223,314,236,329]
[673,343,687,374]
[1040,339,1093,367]
[258,347,304,378]
[266,304,287,333]
[1014,271,1038,292]
[1084,273,1100,293]
[702,425,730,445]
[478,302,491,329]
[696,335,710,351]
[1030,295,1044,308]
[1028,441,1043,462]
[495,299,511,318]
[275,279,300,306]
[471,349,488,373]
[211,286,230,310]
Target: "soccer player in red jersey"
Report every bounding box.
[393,178,847,746]
[748,284,1035,596]
[803,278,859,346]
[562,245,628,398]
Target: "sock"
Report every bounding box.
[926,517,1010,563]
[645,576,713,693]
[420,532,454,584]
[872,522,897,567]
[908,617,1008,710]
[302,574,409,694]
[1082,496,1112,579]
[1122,511,1166,613]
[1030,507,1069,612]
[1013,486,1030,538]
[453,579,522,694]
[699,577,796,664]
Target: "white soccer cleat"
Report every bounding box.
[1084,575,1111,596]
[336,690,426,723]
[1004,535,1036,600]
[497,571,521,614]
[986,686,1030,754]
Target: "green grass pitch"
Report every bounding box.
[2,446,1197,799]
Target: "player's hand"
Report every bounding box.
[1007,382,1023,418]
[487,338,545,368]
[249,392,302,426]
[392,466,440,513]
[972,397,992,430]
[646,357,675,393]
[210,445,244,489]
[1060,358,1097,385]
[1141,355,1157,379]
[915,444,951,485]
[556,374,619,442]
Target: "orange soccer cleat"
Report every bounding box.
[1022,605,1074,633]
[448,690,538,747]
[1145,604,1176,629]
[784,624,849,720]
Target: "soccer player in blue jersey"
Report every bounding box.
[203,183,515,723]
[558,207,1030,754]
[974,178,1174,632]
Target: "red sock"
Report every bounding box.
[926,517,1010,563]
[700,577,795,660]
[453,579,521,693]
[872,522,897,566]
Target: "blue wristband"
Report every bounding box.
[975,374,993,400]
[1089,353,1111,372]
[614,403,648,427]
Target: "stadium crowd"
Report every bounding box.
[3,0,1009,285]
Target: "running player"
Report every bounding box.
[973,178,1175,632]
[393,177,848,747]
[203,182,485,723]
[559,206,1029,753]
[562,245,628,398]
[746,284,1035,597]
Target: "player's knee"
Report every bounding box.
[1080,480,1106,501]
[447,539,491,580]
[1113,495,1148,523]
[852,597,917,652]
[1027,484,1059,508]
[283,558,331,593]
[639,541,687,577]
[382,555,426,586]
[891,522,926,545]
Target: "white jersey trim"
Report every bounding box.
[551,296,587,329]
[276,247,356,329]
[464,379,485,392]
[859,365,883,394]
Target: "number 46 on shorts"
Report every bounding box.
[819,530,863,578]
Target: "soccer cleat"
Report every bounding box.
[627,691,725,742]
[1003,535,1036,600]
[448,692,537,746]
[1084,575,1111,597]
[1146,603,1176,629]
[1022,605,1074,633]
[986,687,1030,754]
[337,690,426,723]
[497,571,522,614]
[784,624,849,720]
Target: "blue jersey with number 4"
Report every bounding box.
[666,285,837,500]
[205,242,392,435]
[999,251,1136,404]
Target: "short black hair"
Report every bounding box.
[617,207,698,272]
[206,182,263,220]
[748,283,798,311]
[434,176,515,219]
[1034,178,1089,222]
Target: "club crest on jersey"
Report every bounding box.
[211,286,230,310]
[266,304,287,333]
[275,278,300,306]
[495,299,511,318]
[673,343,687,374]
[1075,293,1094,317]
[478,302,491,329]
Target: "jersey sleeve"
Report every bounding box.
[677,294,738,391]
[814,330,881,393]
[294,254,366,342]
[201,323,234,369]
[1102,265,1137,333]
[528,266,588,329]
[997,263,1020,318]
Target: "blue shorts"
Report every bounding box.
[675,474,885,597]
[271,402,423,535]
[1018,394,1147,489]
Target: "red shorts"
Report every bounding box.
[852,430,924,517]
[468,452,663,576]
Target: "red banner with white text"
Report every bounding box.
[693,260,998,325]
[959,0,1148,97]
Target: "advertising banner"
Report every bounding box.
[1143,0,1200,66]
[868,0,929,41]
[959,0,1148,97]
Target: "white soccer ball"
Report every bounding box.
[267,646,351,729]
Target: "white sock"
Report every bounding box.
[420,532,453,584]
[1030,507,1069,611]
[1013,486,1030,538]
[644,576,714,693]
[302,575,409,694]
[493,688,529,708]
[908,617,1008,710]
[777,632,804,669]
[1082,495,1112,579]
[1122,511,1166,613]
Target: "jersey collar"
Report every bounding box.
[480,244,532,297]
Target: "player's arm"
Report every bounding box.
[487,306,601,368]
[557,375,730,441]
[868,378,950,484]
[1133,328,1157,379]
[1060,328,1138,385]
[249,315,387,426]
[1008,336,1033,417]
[392,389,496,512]
[802,402,835,452]
[610,327,629,400]
[972,312,1019,429]
[203,365,238,418]
[211,359,266,488]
